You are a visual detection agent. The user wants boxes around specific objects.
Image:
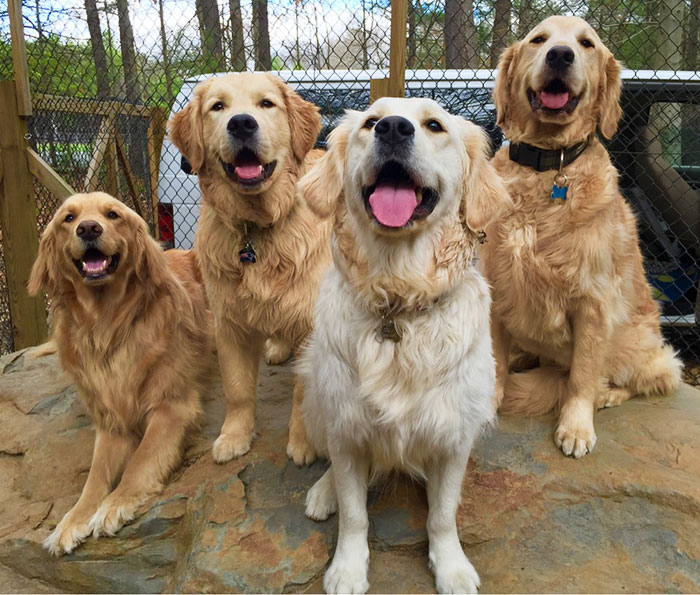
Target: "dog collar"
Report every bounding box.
[508,138,590,172]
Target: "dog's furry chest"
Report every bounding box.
[310,267,495,473]
[487,153,630,353]
[58,326,150,433]
[196,206,331,340]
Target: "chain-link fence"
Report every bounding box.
[0,0,698,383]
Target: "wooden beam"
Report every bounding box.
[84,118,113,192]
[388,0,408,98]
[0,82,48,349]
[104,137,119,197]
[33,94,152,118]
[26,148,75,202]
[114,128,148,219]
[370,78,390,103]
[8,0,32,116]
[147,108,167,238]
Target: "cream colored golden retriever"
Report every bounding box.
[487,16,682,458]
[168,73,331,464]
[29,192,213,555]
[297,98,510,594]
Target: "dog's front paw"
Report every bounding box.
[430,550,480,594]
[554,408,597,458]
[212,432,252,463]
[286,434,317,466]
[43,510,93,556]
[323,551,369,594]
[87,495,141,537]
[305,473,337,521]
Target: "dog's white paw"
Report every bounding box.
[87,496,139,538]
[264,338,292,365]
[305,472,337,521]
[554,414,597,458]
[43,512,92,556]
[212,432,252,463]
[430,550,481,594]
[323,550,369,594]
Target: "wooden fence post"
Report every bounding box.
[8,0,32,116]
[370,0,407,103]
[0,82,48,349]
[388,0,408,98]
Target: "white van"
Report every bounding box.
[156,69,497,249]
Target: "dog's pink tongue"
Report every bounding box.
[539,91,569,109]
[235,163,263,180]
[368,181,418,228]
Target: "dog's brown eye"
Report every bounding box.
[107,211,119,219]
[211,101,224,111]
[580,38,594,48]
[363,117,378,129]
[530,35,545,44]
[64,213,75,223]
[260,99,274,108]
[426,119,444,133]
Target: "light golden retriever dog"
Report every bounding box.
[29,192,213,555]
[168,73,331,464]
[487,16,682,458]
[297,98,510,594]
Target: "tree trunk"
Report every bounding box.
[516,0,534,38]
[444,0,478,68]
[116,0,147,184]
[85,0,110,99]
[158,0,174,104]
[228,0,246,71]
[650,0,685,69]
[684,0,699,69]
[34,0,44,38]
[490,0,511,67]
[195,0,225,72]
[407,0,417,68]
[361,0,369,69]
[115,0,140,103]
[252,0,271,70]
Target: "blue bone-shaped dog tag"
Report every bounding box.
[551,183,567,203]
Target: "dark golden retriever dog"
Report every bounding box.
[169,73,332,465]
[29,192,214,555]
[485,16,682,458]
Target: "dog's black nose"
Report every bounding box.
[375,116,415,144]
[227,114,259,139]
[546,45,575,70]
[76,220,103,241]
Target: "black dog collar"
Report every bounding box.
[508,138,590,172]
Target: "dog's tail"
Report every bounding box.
[499,366,569,416]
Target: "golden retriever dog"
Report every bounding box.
[29,192,213,555]
[168,73,331,465]
[486,15,682,458]
[297,98,510,594]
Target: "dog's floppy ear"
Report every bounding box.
[168,82,208,172]
[461,120,511,232]
[298,117,351,219]
[597,52,622,139]
[493,43,520,129]
[274,76,322,163]
[133,216,167,287]
[29,222,59,297]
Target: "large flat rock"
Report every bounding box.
[0,346,698,593]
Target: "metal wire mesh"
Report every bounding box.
[0,0,697,384]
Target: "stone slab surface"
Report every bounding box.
[0,346,699,593]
